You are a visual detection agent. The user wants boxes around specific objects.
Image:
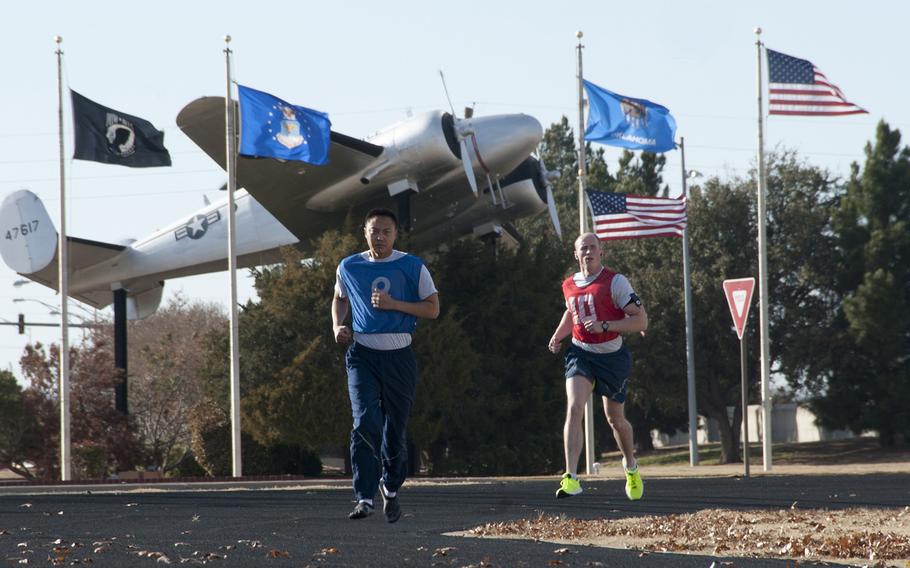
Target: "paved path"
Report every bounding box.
[1,472,907,567]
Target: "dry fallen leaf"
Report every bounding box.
[460,557,495,568]
[50,545,73,566]
[468,508,910,565]
[314,547,340,556]
[266,549,290,558]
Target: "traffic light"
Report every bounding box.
[18,313,25,334]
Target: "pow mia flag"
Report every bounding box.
[71,90,172,167]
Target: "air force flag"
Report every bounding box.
[583,80,676,153]
[237,85,331,165]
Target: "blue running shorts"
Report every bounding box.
[564,344,633,403]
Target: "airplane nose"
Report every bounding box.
[468,114,543,176]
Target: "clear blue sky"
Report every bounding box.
[2,0,906,378]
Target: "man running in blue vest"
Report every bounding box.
[332,208,439,522]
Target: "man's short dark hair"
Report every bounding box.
[364,208,398,228]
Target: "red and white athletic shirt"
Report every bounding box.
[562,267,636,353]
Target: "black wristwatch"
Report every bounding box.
[601,321,610,333]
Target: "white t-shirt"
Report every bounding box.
[335,250,438,350]
[569,268,636,354]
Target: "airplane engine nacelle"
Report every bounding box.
[366,111,462,180]
[126,282,165,320]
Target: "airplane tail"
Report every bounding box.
[0,190,162,316]
[1,189,58,274]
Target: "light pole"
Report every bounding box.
[13,298,61,312]
[13,298,97,321]
[10,299,101,331]
[678,145,703,466]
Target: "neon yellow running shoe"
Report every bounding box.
[625,466,643,501]
[555,473,582,499]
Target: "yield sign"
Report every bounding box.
[723,277,755,340]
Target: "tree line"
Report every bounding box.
[2,119,906,479]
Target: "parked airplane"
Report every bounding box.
[0,98,559,319]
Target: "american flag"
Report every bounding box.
[586,190,687,241]
[766,48,867,117]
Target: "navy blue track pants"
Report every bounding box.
[345,341,417,502]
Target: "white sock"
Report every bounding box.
[359,499,374,507]
[566,472,577,479]
[623,459,638,472]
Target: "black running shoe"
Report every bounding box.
[348,501,374,520]
[382,492,401,523]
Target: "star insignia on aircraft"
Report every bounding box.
[174,210,221,241]
[186,215,208,238]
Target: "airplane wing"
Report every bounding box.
[176,97,383,241]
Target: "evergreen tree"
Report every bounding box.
[191,231,359,474]
[410,310,482,473]
[427,238,568,473]
[818,121,910,446]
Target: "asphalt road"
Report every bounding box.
[1,472,907,567]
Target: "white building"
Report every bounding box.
[653,403,862,447]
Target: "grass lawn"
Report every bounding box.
[627,437,909,467]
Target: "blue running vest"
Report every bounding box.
[339,253,424,334]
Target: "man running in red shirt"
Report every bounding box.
[548,232,648,500]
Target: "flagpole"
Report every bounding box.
[576,31,587,235]
[54,35,72,482]
[754,27,772,472]
[575,31,596,477]
[224,35,242,478]
[678,137,698,467]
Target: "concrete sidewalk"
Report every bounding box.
[2,460,908,496]
[593,460,910,479]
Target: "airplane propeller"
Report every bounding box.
[439,70,480,197]
[535,151,562,239]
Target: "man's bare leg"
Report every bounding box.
[564,376,594,473]
[603,398,637,470]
